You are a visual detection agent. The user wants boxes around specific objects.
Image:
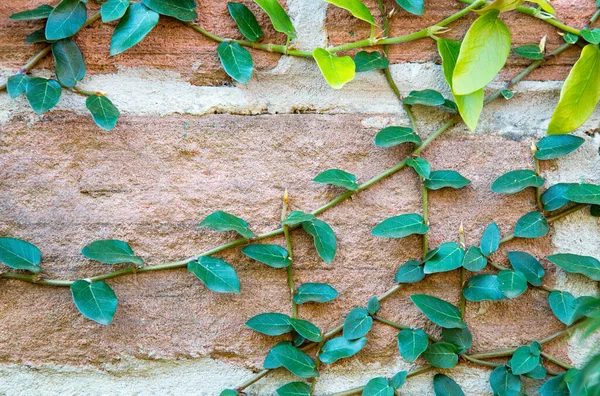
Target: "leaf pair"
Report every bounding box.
[246,312,322,342]
[281,210,338,264]
[362,372,407,396]
[463,270,528,302]
[548,290,599,325]
[264,341,319,377]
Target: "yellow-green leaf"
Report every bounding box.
[254,0,296,38]
[475,0,524,14]
[325,0,376,26]
[312,48,356,89]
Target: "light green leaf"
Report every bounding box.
[264,341,319,378]
[581,28,600,45]
[541,183,576,211]
[403,90,445,106]
[564,183,600,205]
[548,291,579,325]
[302,219,337,264]
[424,242,464,274]
[442,327,472,354]
[424,170,471,190]
[410,294,466,329]
[480,222,500,257]
[325,0,376,26]
[453,10,511,95]
[101,0,129,22]
[7,74,30,99]
[514,44,544,60]
[254,0,296,38]
[362,377,394,396]
[199,211,254,238]
[490,366,521,395]
[463,274,506,302]
[406,157,431,179]
[217,41,253,84]
[142,0,197,21]
[366,296,380,315]
[228,2,263,42]
[81,240,144,265]
[394,0,424,15]
[501,89,514,100]
[491,170,544,194]
[372,213,429,239]
[498,270,528,299]
[320,336,367,364]
[246,312,293,335]
[433,373,465,396]
[45,0,87,41]
[70,280,118,325]
[343,307,373,340]
[293,283,338,304]
[563,32,579,44]
[535,135,585,160]
[374,126,421,147]
[110,3,159,56]
[242,244,290,268]
[10,4,54,20]
[514,211,548,239]
[25,77,62,114]
[313,48,356,89]
[462,246,487,272]
[548,44,600,135]
[282,211,315,226]
[508,345,540,375]
[0,237,42,273]
[220,389,238,396]
[313,169,358,191]
[395,260,425,283]
[423,342,459,368]
[52,38,86,87]
[547,253,600,281]
[290,318,322,342]
[507,251,545,286]
[276,382,311,396]
[354,51,389,72]
[86,94,120,131]
[188,256,241,294]
[528,0,555,13]
[397,328,428,362]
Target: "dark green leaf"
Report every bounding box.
[354,51,389,72]
[313,169,358,191]
[70,280,118,325]
[581,28,600,45]
[141,0,197,21]
[343,307,373,340]
[86,94,120,131]
[403,89,445,106]
[290,318,322,342]
[441,327,472,354]
[264,341,318,378]
[26,28,50,43]
[539,374,570,396]
[530,340,542,357]
[372,213,428,239]
[313,48,356,89]
[501,89,514,99]
[423,342,459,368]
[242,244,290,268]
[110,4,159,56]
[480,222,500,257]
[564,183,600,205]
[254,0,296,38]
[45,0,87,40]
[302,219,337,264]
[491,170,544,194]
[7,74,30,99]
[276,382,311,396]
[390,371,407,389]
[541,183,575,211]
[394,0,424,15]
[508,345,539,375]
[591,204,600,217]
[52,38,86,87]
[397,328,428,362]
[366,296,380,315]
[462,246,487,272]
[498,270,528,299]
[463,274,505,302]
[374,126,421,147]
[395,260,425,283]
[443,99,458,111]
[25,77,62,114]
[188,256,241,294]
[282,211,315,226]
[424,170,471,190]
[513,44,544,60]
[563,32,579,44]
[535,135,585,160]
[424,247,440,262]
[82,239,143,265]
[217,41,253,84]
[0,237,42,273]
[410,294,466,329]
[10,4,53,20]
[199,211,254,238]
[490,366,521,395]
[220,389,238,396]
[228,2,263,42]
[547,253,600,281]
[101,0,129,22]
[524,364,547,379]
[362,377,394,396]
[246,312,292,335]
[407,157,431,179]
[293,332,306,348]
[319,336,367,364]
[424,242,464,274]
[433,374,465,396]
[507,251,545,286]
[514,211,549,239]
[548,291,579,325]
[293,283,338,304]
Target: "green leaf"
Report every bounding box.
[397,328,428,362]
[290,318,322,342]
[539,374,570,396]
[343,307,373,340]
[497,270,528,299]
[490,366,521,395]
[424,170,471,190]
[264,341,319,378]
[110,3,159,56]
[410,294,466,329]
[592,204,600,217]
[514,211,549,239]
[508,345,540,375]
[548,44,600,135]
[403,90,445,106]
[564,183,600,205]
[462,246,487,272]
[7,74,30,99]
[254,0,296,38]
[282,211,315,226]
[513,44,544,60]
[0,237,42,273]
[541,183,575,211]
[480,222,500,257]
[276,382,311,396]
[463,274,506,302]
[246,312,293,335]
[220,389,238,396]
[86,94,120,131]
[319,336,367,364]
[228,2,263,42]
[52,38,86,87]
[101,0,129,22]
[188,256,241,294]
[325,0,376,26]
[10,4,54,20]
[581,28,600,45]
[406,157,431,179]
[571,355,600,394]
[25,77,62,114]
[563,32,579,44]
[395,260,425,283]
[70,280,118,325]
[441,327,472,354]
[199,211,254,238]
[423,342,459,368]
[547,253,600,281]
[217,41,253,84]
[491,170,544,194]
[433,374,465,396]
[524,363,546,379]
[374,126,421,147]
[453,10,511,95]
[45,0,87,40]
[372,213,429,239]
[242,244,290,268]
[424,242,464,274]
[362,377,394,396]
[548,291,578,325]
[142,0,197,21]
[26,28,50,43]
[507,251,544,286]
[390,371,407,389]
[394,0,424,15]
[312,48,356,89]
[302,219,337,264]
[81,240,144,265]
[313,169,358,191]
[293,283,338,304]
[535,135,585,160]
[366,296,380,315]
[501,89,514,100]
[354,51,389,72]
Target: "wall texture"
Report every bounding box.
[0,0,599,395]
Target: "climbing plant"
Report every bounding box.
[1,0,600,395]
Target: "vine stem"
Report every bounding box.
[422,183,429,259]
[532,142,544,212]
[281,189,298,319]
[327,366,434,396]
[458,223,466,319]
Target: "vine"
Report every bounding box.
[1,0,600,395]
